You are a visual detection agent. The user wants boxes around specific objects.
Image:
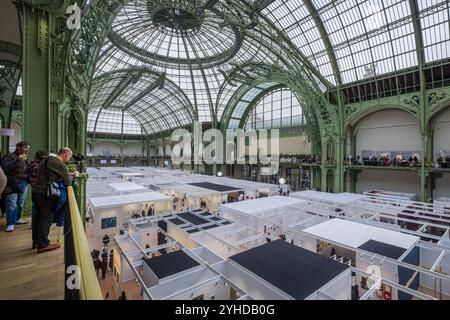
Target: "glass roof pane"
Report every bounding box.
[84,0,450,137]
[87,108,142,135]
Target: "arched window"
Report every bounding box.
[245,88,304,130]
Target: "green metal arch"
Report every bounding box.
[429,98,450,130]
[91,67,197,121]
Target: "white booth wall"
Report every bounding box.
[433,108,450,199]
[355,110,421,195]
[174,281,230,300]
[90,200,171,236]
[420,247,450,296]
[306,270,351,300]
[213,260,290,300]
[300,236,402,300]
[166,222,200,250]
[132,230,158,249]
[356,254,399,300]
[142,263,159,288]
[158,186,222,211]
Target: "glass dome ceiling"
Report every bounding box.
[87,0,450,136]
[108,0,244,69]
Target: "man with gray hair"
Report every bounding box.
[32,148,74,253]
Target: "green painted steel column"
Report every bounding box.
[320,142,327,192]
[22,7,53,152]
[420,134,432,202]
[349,128,357,193]
[333,137,344,193]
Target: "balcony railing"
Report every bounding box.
[66,185,103,300]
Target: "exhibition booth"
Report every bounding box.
[364,190,418,201]
[221,196,307,216]
[108,182,147,193]
[187,182,243,204]
[302,219,421,300]
[157,184,222,212]
[227,240,351,300]
[88,192,172,235]
[290,190,368,205]
[113,220,353,300]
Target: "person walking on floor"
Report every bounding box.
[94,256,101,277]
[118,291,127,300]
[32,148,74,253]
[100,256,108,279]
[1,141,31,232]
[109,249,114,272]
[102,234,110,247]
[29,150,48,249]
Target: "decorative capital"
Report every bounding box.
[345,105,357,119]
[402,95,420,115]
[428,91,447,109]
[11,110,23,126]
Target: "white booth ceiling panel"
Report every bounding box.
[303,219,419,250]
[290,191,367,204]
[108,182,147,192]
[89,192,171,209]
[221,196,307,215]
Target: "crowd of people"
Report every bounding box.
[0,141,79,253]
[91,235,114,280]
[437,154,450,168]
[346,154,421,167]
[91,235,129,300]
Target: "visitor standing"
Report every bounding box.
[29,150,48,248]
[0,167,7,218]
[33,148,74,253]
[1,141,31,232]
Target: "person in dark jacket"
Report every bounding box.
[33,148,74,253]
[109,250,114,272]
[93,256,101,277]
[118,291,127,300]
[0,167,7,218]
[29,150,48,248]
[102,234,110,247]
[100,256,108,279]
[1,141,31,232]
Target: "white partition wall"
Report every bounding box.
[166,223,200,250]
[306,270,352,300]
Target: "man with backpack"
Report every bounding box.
[32,148,74,253]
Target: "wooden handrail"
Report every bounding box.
[67,186,103,300]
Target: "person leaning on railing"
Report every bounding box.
[32,148,78,253]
